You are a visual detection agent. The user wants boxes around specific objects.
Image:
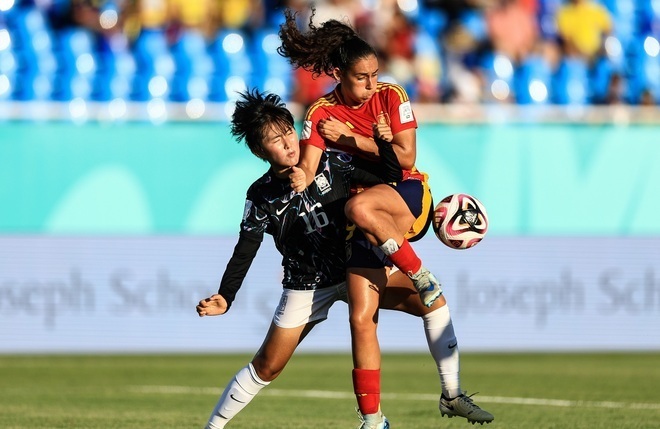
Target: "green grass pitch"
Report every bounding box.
[1,352,659,428]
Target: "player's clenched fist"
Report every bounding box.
[196,294,228,317]
[289,165,307,193]
[372,122,393,143]
[318,116,351,143]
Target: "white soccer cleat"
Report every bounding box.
[355,408,390,429]
[410,267,442,307]
[439,393,494,425]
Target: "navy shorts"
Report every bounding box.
[346,178,433,269]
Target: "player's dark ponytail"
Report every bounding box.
[277,6,377,78]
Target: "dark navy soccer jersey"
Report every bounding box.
[242,151,353,290]
[216,139,401,310]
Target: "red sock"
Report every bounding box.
[388,239,422,276]
[352,368,381,415]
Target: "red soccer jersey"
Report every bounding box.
[300,82,418,155]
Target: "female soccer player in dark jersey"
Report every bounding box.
[278,7,494,428]
[196,89,464,429]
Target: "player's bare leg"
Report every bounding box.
[347,267,390,429]
[345,184,442,307]
[205,321,318,428]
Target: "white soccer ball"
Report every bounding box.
[433,193,488,250]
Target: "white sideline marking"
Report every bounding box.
[130,386,660,411]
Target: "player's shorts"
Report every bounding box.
[273,282,348,328]
[346,173,433,269]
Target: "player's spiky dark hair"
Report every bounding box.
[231,88,295,161]
[277,6,377,78]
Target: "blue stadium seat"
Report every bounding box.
[92,30,136,101]
[208,29,252,102]
[250,28,292,100]
[0,27,16,100]
[553,56,589,105]
[631,34,660,103]
[601,0,637,47]
[621,34,658,103]
[4,5,56,100]
[169,29,213,101]
[537,0,563,38]
[415,6,448,37]
[514,55,553,104]
[130,28,174,101]
[51,27,96,100]
[0,40,16,100]
[413,28,445,100]
[635,0,660,36]
[589,55,615,103]
[479,51,515,103]
[459,10,488,44]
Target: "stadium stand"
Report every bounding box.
[0,0,657,105]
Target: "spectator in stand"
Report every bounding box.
[555,0,613,62]
[167,0,214,37]
[422,0,495,24]
[291,67,336,109]
[124,0,169,35]
[602,72,625,105]
[379,8,417,93]
[640,88,657,106]
[518,0,537,15]
[441,14,485,103]
[485,0,538,64]
[208,0,265,34]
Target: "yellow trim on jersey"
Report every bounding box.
[306,83,410,120]
[376,82,409,103]
[305,97,334,120]
[305,91,339,118]
[405,171,433,241]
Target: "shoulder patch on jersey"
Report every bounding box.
[302,120,312,140]
[399,101,414,124]
[377,82,408,103]
[305,95,335,119]
[243,199,253,221]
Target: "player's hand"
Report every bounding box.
[372,123,393,143]
[289,166,307,193]
[196,294,228,317]
[318,117,352,144]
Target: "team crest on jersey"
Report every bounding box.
[314,173,331,195]
[302,120,312,140]
[377,112,390,125]
[399,101,414,123]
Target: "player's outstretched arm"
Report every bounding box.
[196,294,229,317]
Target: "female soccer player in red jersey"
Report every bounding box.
[278,7,493,428]
[196,88,487,428]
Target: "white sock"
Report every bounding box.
[378,238,399,256]
[206,362,270,429]
[422,304,462,399]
